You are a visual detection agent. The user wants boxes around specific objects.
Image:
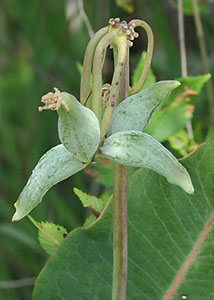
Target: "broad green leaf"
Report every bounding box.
[145,102,192,142]
[101,130,194,194]
[145,74,211,141]
[39,89,100,163]
[165,74,211,106]
[12,144,87,221]
[73,187,105,215]
[108,81,180,136]
[28,216,68,255]
[33,142,214,299]
[132,51,156,91]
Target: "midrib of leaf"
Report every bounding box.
[163,213,214,299]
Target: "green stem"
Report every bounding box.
[112,164,128,300]
[191,0,214,126]
[112,37,129,300]
[129,19,154,95]
[80,27,108,105]
[100,36,128,143]
[92,31,117,121]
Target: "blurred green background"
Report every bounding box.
[0,0,214,299]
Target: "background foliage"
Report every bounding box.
[0,0,214,299]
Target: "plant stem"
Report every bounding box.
[178,0,187,77]
[112,163,128,300]
[77,0,94,38]
[129,19,154,95]
[177,0,194,139]
[92,31,117,121]
[191,0,214,126]
[100,36,128,143]
[80,27,108,105]
[112,38,129,300]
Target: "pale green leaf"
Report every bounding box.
[101,130,194,194]
[73,187,105,215]
[108,81,180,136]
[28,216,68,255]
[12,144,87,221]
[58,92,100,163]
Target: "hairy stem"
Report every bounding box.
[92,31,117,120]
[112,38,129,300]
[80,27,108,105]
[100,36,128,143]
[129,19,154,95]
[191,0,214,126]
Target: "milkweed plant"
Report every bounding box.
[12,18,194,300]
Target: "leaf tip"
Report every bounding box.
[12,211,21,222]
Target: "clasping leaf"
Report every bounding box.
[101,131,194,194]
[12,144,87,221]
[108,80,180,136]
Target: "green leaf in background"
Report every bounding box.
[145,74,211,142]
[132,51,156,91]
[28,216,68,255]
[169,0,207,16]
[182,0,206,16]
[115,0,134,13]
[169,130,198,156]
[33,142,214,299]
[73,187,106,216]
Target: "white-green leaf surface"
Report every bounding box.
[108,81,180,136]
[58,93,100,163]
[12,144,87,221]
[101,131,194,194]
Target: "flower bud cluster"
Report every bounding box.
[108,18,139,47]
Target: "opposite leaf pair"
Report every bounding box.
[12,80,194,222]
